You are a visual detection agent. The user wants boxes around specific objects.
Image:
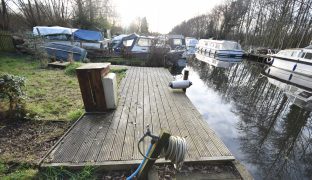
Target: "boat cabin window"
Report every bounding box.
[137,38,152,47]
[221,42,242,50]
[123,39,134,47]
[304,52,312,60]
[173,39,183,46]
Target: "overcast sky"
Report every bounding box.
[114,0,223,34]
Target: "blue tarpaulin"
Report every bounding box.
[73,29,103,41]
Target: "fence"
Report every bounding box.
[0,31,15,52]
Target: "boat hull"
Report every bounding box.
[195,52,242,68]
[264,66,312,91]
[271,57,312,76]
[44,42,87,61]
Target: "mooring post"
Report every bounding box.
[137,131,171,180]
[183,69,189,92]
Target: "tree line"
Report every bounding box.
[0,0,120,33]
[0,0,152,36]
[170,0,312,49]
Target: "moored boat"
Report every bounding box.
[195,39,244,62]
[268,46,312,76]
[43,42,87,61]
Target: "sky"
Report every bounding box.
[114,0,223,34]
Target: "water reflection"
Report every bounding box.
[184,58,312,180]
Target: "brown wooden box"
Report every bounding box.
[76,63,111,112]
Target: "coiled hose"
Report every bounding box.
[162,136,187,170]
[128,135,187,179]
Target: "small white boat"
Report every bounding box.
[268,47,312,76]
[195,39,244,62]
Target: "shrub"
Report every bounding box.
[0,74,26,118]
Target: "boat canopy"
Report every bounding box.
[73,29,103,42]
[33,26,103,42]
[33,26,77,36]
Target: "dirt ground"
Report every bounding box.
[0,119,71,164]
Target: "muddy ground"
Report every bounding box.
[0,119,71,164]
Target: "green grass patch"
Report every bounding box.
[0,161,38,180]
[111,67,127,85]
[0,54,83,121]
[64,62,83,76]
[66,109,84,121]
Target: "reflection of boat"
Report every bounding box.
[195,39,244,62]
[269,46,312,76]
[264,66,312,110]
[43,42,87,61]
[266,77,312,111]
[195,52,240,68]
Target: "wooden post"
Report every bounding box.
[183,69,189,92]
[137,131,171,180]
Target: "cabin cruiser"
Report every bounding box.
[110,34,128,54]
[195,39,244,62]
[268,47,312,76]
[33,26,109,49]
[264,67,312,111]
[183,37,198,57]
[120,33,155,59]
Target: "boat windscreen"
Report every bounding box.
[137,38,153,46]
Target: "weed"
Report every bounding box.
[66,109,84,121]
[39,166,95,179]
[64,62,82,76]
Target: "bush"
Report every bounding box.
[0,74,26,119]
[64,63,82,76]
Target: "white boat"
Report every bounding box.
[269,47,312,76]
[195,39,244,62]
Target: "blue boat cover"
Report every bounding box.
[73,29,103,41]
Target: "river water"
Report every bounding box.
[172,58,312,180]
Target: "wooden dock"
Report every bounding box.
[41,67,234,168]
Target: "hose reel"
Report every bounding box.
[129,125,187,179]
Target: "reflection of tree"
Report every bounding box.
[188,59,312,179]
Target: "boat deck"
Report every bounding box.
[41,67,234,168]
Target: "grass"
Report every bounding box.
[0,53,127,121]
[0,53,83,121]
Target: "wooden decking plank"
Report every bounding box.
[147,68,161,137]
[159,69,214,158]
[155,68,200,159]
[142,67,150,154]
[133,67,145,160]
[84,67,131,162]
[149,67,171,134]
[72,114,111,163]
[52,115,92,162]
[76,113,112,162]
[56,115,98,162]
[121,67,140,160]
[153,68,179,136]
[110,67,138,160]
[97,67,136,162]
